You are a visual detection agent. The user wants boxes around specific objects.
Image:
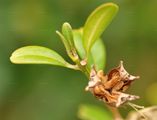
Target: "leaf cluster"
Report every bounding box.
[10,3,118,77]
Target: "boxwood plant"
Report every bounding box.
[10,3,150,120]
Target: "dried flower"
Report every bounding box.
[85,61,140,107]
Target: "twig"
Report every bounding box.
[107,105,123,120]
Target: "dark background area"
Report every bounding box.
[0,0,157,119]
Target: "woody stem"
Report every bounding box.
[107,105,123,120]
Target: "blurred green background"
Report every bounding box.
[0,0,157,119]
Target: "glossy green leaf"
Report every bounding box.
[10,46,75,69]
[83,3,118,54]
[56,23,78,62]
[73,29,106,70]
[91,38,106,70]
[78,104,112,120]
[62,22,74,48]
[73,29,86,59]
[56,31,71,56]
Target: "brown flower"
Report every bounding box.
[85,61,140,107]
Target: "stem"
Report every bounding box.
[66,63,81,70]
[81,66,90,78]
[73,57,90,78]
[107,105,123,120]
[79,63,90,78]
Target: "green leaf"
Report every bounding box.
[91,38,106,70]
[73,29,106,70]
[62,22,74,48]
[83,3,119,54]
[10,46,76,69]
[56,31,71,56]
[73,29,86,59]
[56,22,78,62]
[78,104,112,120]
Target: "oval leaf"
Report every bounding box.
[83,3,118,54]
[78,104,112,120]
[91,38,106,70]
[62,22,74,48]
[73,29,86,59]
[10,46,73,68]
[73,29,106,70]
